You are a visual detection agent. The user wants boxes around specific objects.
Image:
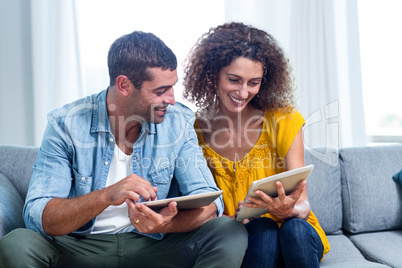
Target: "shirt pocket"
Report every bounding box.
[150,164,174,197]
[150,164,174,184]
[72,168,94,197]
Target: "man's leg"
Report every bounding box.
[241,217,280,268]
[1,218,248,268]
[119,217,248,268]
[191,216,248,268]
[0,228,123,268]
[278,218,323,268]
[0,228,59,267]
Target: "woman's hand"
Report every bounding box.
[244,180,308,220]
[223,201,260,225]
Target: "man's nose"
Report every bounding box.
[164,87,175,105]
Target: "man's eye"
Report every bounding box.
[156,89,167,96]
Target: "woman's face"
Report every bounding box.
[216,57,264,114]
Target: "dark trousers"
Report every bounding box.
[242,217,323,268]
[0,217,248,268]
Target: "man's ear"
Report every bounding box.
[115,75,132,97]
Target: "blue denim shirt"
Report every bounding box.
[23,89,223,239]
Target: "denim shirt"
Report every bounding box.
[23,89,223,239]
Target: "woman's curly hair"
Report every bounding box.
[183,22,295,112]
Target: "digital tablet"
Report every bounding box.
[236,165,314,221]
[142,190,223,210]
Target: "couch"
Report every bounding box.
[1,144,402,267]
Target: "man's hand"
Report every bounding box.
[104,174,158,206]
[126,199,178,233]
[42,174,158,236]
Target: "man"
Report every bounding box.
[0,31,248,267]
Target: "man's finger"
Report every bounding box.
[168,201,178,213]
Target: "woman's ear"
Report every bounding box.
[115,75,132,96]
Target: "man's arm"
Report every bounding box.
[43,190,109,236]
[42,174,158,236]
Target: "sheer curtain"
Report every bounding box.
[31,0,83,146]
[1,0,366,148]
[0,0,34,146]
[1,0,224,146]
[225,0,367,149]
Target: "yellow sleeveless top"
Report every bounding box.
[195,109,330,258]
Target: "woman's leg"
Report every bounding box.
[241,217,279,268]
[278,218,323,268]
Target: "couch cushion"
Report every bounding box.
[340,145,402,233]
[320,235,390,268]
[0,172,25,238]
[349,230,402,268]
[392,169,402,186]
[0,145,39,200]
[305,147,342,235]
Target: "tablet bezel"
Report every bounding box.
[236,165,314,221]
[142,190,223,210]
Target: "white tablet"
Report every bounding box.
[142,190,223,210]
[236,165,314,221]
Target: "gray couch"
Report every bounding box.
[1,144,402,267]
[306,146,402,268]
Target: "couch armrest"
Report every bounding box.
[0,145,39,201]
[0,172,25,239]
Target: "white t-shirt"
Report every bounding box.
[91,144,135,234]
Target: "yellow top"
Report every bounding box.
[195,108,330,258]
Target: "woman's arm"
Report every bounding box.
[284,128,306,170]
[278,127,311,220]
[245,127,311,220]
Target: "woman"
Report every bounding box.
[183,22,329,267]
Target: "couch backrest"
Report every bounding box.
[3,144,401,236]
[0,145,39,200]
[340,145,402,234]
[305,147,342,235]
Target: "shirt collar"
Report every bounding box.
[91,89,110,133]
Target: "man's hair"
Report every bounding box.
[108,31,177,89]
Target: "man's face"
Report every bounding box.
[129,67,177,124]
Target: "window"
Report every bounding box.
[358,0,402,144]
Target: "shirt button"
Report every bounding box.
[81,177,86,181]
[169,174,173,178]
[105,161,109,166]
[109,138,114,143]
